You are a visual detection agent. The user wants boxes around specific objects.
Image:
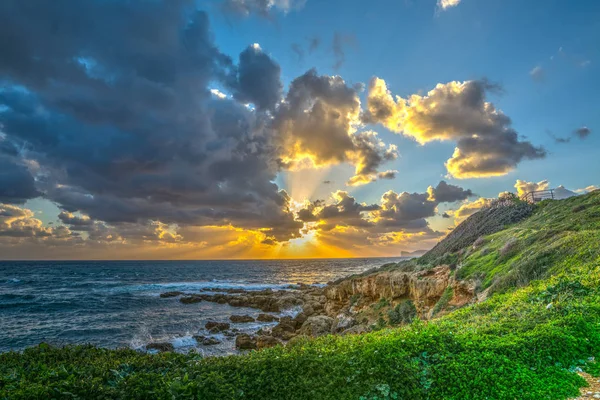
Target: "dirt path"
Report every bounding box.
[571,372,600,399]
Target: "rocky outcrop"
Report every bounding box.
[230,315,255,323]
[176,286,324,313]
[146,342,174,352]
[331,313,356,334]
[160,291,183,298]
[271,320,296,339]
[167,265,478,344]
[324,265,472,318]
[257,313,278,322]
[235,334,257,350]
[298,316,333,337]
[256,335,280,349]
[205,321,230,332]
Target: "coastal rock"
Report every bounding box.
[292,312,308,328]
[205,321,230,332]
[235,334,257,350]
[160,291,183,298]
[271,321,296,338]
[331,313,356,334]
[298,316,333,337]
[230,315,255,323]
[194,336,221,346]
[340,325,370,336]
[256,335,279,349]
[280,331,296,341]
[302,304,315,316]
[257,313,278,322]
[180,296,202,304]
[146,342,174,352]
[324,265,457,317]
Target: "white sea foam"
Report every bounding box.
[171,335,197,349]
[120,280,303,294]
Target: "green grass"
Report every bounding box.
[1,192,599,399]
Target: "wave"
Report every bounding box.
[117,280,306,294]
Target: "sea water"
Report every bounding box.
[0,258,402,355]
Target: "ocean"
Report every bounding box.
[0,258,402,355]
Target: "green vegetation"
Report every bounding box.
[432,287,453,316]
[387,300,417,325]
[1,192,600,399]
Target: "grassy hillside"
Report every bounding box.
[1,192,599,400]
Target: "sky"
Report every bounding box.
[0,0,598,260]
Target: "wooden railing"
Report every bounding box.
[520,189,555,203]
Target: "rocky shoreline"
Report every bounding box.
[151,263,481,353]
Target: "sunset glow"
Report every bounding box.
[0,0,597,260]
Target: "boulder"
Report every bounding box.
[256,335,279,349]
[235,334,257,350]
[160,291,183,298]
[298,316,333,337]
[302,304,315,316]
[331,313,356,334]
[257,313,278,322]
[205,321,230,332]
[229,315,255,323]
[293,312,308,328]
[271,322,296,338]
[146,342,174,352]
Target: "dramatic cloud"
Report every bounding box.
[514,180,578,200]
[0,155,40,204]
[364,78,546,178]
[448,197,493,224]
[514,179,549,197]
[0,0,303,246]
[231,44,283,111]
[0,203,55,240]
[274,70,397,186]
[427,180,474,203]
[296,181,474,250]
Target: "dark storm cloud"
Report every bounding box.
[0,0,302,242]
[427,180,474,203]
[231,45,283,111]
[0,156,40,204]
[58,212,94,230]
